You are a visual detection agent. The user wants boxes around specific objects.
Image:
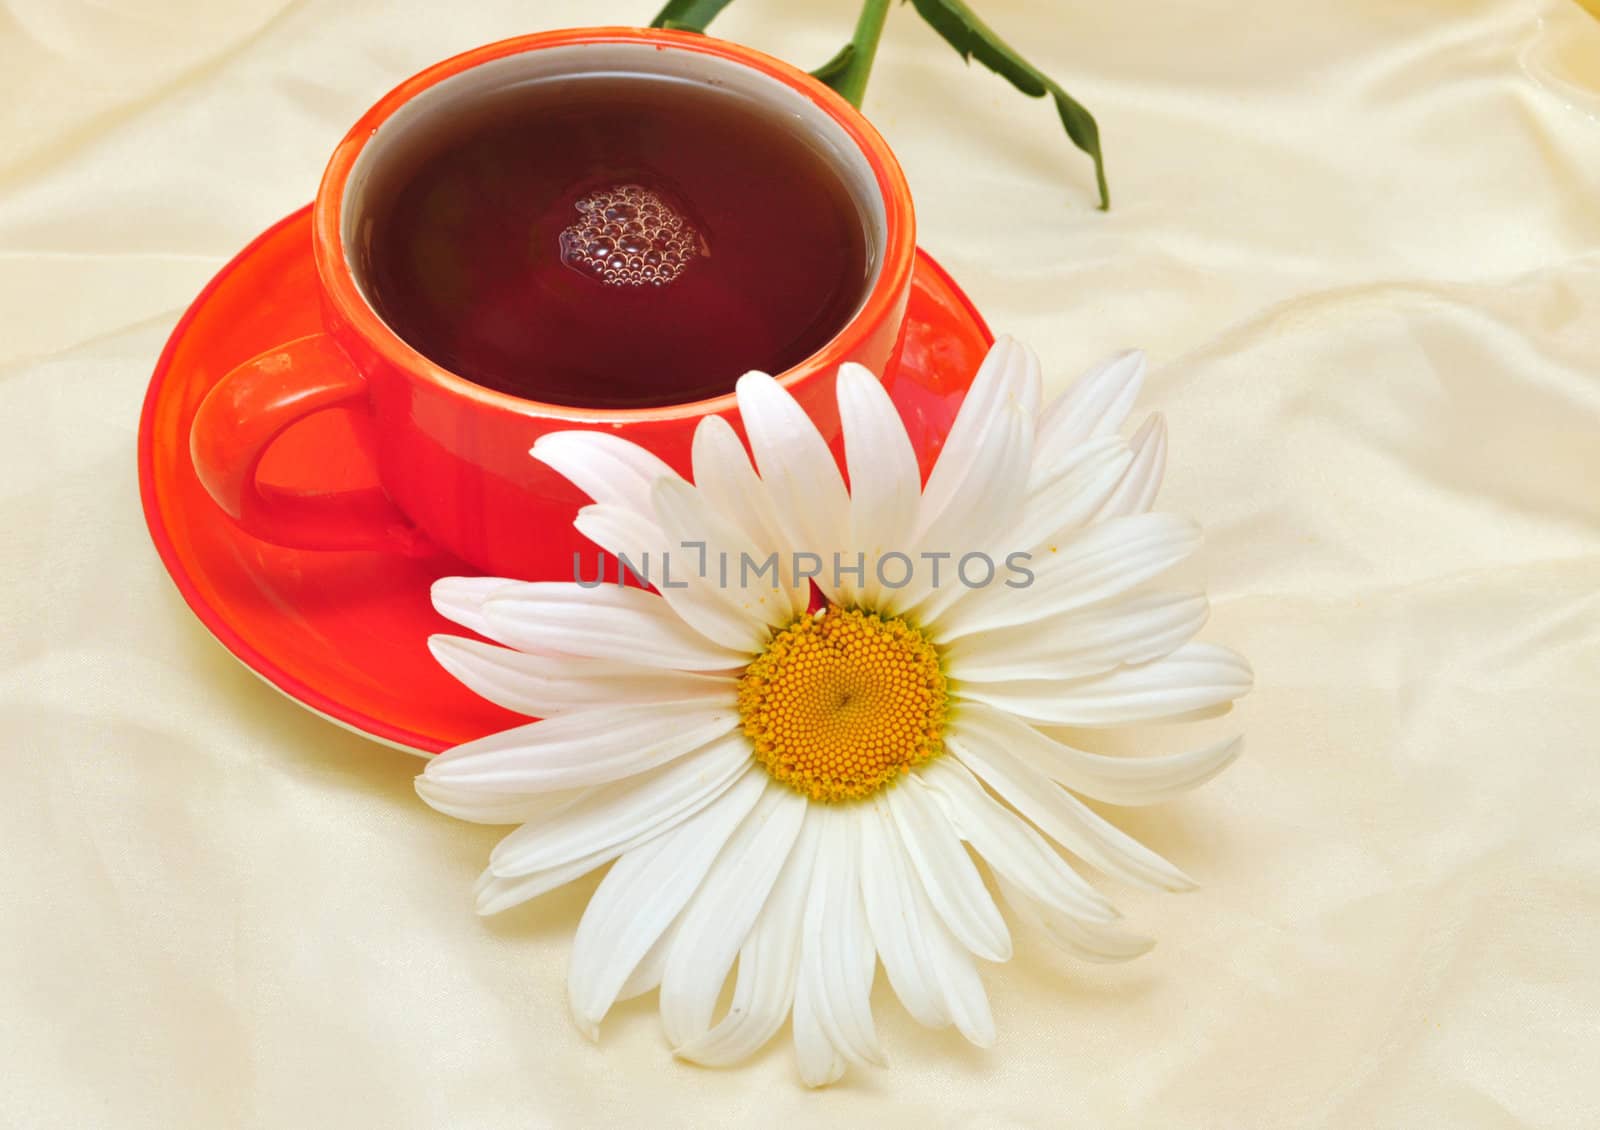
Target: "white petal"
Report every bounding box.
[995,875,1155,964]
[571,500,667,567]
[943,592,1209,684]
[859,796,997,1046]
[566,770,765,1039]
[1094,413,1166,519]
[474,854,609,916]
[959,642,1254,726]
[735,371,849,577]
[423,702,738,792]
[659,784,807,1048]
[946,726,1195,891]
[689,417,794,580]
[859,798,949,1030]
[689,423,812,623]
[917,888,996,1048]
[893,338,1039,616]
[481,583,751,669]
[885,774,1011,961]
[531,430,682,518]
[917,338,1040,531]
[932,513,1201,640]
[675,809,821,1067]
[959,702,1243,805]
[917,757,1117,923]
[431,576,529,644]
[1034,350,1145,472]
[428,634,733,718]
[912,436,1129,629]
[898,402,1034,621]
[1009,438,1133,552]
[577,501,767,652]
[413,776,579,826]
[487,738,754,877]
[836,362,921,606]
[617,914,682,1002]
[797,807,884,1067]
[896,851,992,1049]
[792,971,846,1087]
[652,476,798,635]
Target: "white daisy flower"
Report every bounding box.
[418,338,1252,1086]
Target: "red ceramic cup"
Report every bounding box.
[189,27,916,581]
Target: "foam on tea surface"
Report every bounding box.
[559,185,708,287]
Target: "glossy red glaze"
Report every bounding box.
[140,208,991,752]
[189,27,920,580]
[189,333,426,552]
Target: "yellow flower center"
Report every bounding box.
[737,607,948,803]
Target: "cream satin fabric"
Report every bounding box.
[4,0,1599,1125]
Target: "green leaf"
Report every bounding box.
[905,0,1109,210]
[811,42,857,86]
[648,0,736,33]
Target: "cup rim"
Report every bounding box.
[312,26,917,423]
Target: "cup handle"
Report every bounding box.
[190,333,427,554]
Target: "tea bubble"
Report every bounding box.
[559,184,708,287]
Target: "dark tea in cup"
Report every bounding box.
[355,73,874,408]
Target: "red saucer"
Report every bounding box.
[139,206,993,755]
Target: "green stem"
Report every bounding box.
[834,0,892,108]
